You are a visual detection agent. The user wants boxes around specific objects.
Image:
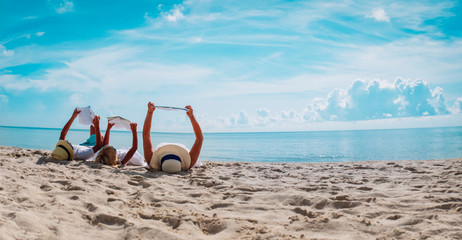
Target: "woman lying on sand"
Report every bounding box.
[143,102,203,173]
[52,108,103,160]
[88,121,146,167]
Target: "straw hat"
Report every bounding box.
[51,140,74,160]
[151,144,191,173]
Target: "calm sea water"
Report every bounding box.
[0,126,461,163]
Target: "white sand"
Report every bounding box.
[0,146,461,239]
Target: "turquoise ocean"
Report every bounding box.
[0,126,461,163]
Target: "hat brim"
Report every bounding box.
[151,144,191,171]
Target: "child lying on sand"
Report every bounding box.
[88,121,146,167]
[51,108,103,161]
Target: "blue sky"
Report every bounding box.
[1,0,462,132]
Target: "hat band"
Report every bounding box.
[57,144,71,160]
[160,154,181,171]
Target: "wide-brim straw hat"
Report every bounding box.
[151,144,191,173]
[51,140,74,160]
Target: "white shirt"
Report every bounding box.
[72,145,95,160]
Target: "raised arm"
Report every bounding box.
[185,105,203,169]
[121,123,138,166]
[143,102,156,165]
[90,125,96,136]
[103,122,115,146]
[59,108,81,140]
[92,116,103,153]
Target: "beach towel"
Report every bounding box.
[76,106,95,125]
[107,116,132,130]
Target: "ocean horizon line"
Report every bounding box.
[1,124,461,135]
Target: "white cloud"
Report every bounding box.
[367,8,390,22]
[190,36,203,43]
[1,45,14,57]
[450,98,462,114]
[257,108,270,118]
[50,0,74,14]
[3,49,14,57]
[70,93,83,106]
[35,32,45,37]
[163,5,185,22]
[0,95,8,104]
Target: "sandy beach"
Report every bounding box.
[0,146,461,239]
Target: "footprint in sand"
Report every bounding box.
[189,193,202,198]
[218,176,231,180]
[286,196,312,206]
[292,207,318,219]
[65,185,85,191]
[328,195,361,209]
[107,198,124,203]
[50,180,85,191]
[91,214,128,227]
[235,186,264,192]
[196,218,227,235]
[107,184,122,190]
[86,203,98,212]
[210,203,234,210]
[330,212,343,219]
[138,213,182,229]
[357,186,373,191]
[400,218,423,226]
[162,216,182,229]
[52,180,70,186]
[314,199,328,210]
[191,179,220,188]
[40,184,53,191]
[386,214,402,220]
[331,201,361,209]
[126,176,151,188]
[239,195,252,201]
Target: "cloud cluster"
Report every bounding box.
[162,4,185,22]
[366,8,390,22]
[214,78,460,129]
[0,45,14,57]
[304,78,451,121]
